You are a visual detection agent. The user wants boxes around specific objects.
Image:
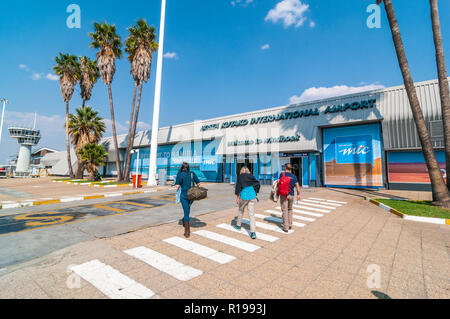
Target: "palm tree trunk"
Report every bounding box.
[382,0,450,207]
[75,151,84,179]
[65,101,74,178]
[123,82,138,182]
[430,0,450,190]
[129,83,144,178]
[82,99,86,109]
[107,84,123,182]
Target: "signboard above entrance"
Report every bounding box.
[200,99,377,132]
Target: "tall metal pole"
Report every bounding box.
[0,99,8,145]
[148,0,166,186]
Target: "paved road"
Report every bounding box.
[0,184,271,270]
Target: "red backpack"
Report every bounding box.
[277,173,291,198]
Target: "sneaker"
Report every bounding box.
[234,225,242,231]
[250,233,257,240]
[289,227,292,230]
[283,229,289,233]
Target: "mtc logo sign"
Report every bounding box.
[339,145,371,156]
[335,135,374,165]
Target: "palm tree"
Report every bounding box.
[68,106,106,178]
[53,53,79,179]
[429,0,450,190]
[78,56,100,108]
[123,19,158,182]
[78,144,108,181]
[89,22,123,182]
[377,0,450,207]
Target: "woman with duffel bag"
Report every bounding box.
[174,162,201,238]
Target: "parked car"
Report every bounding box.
[0,167,6,178]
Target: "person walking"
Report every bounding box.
[278,163,301,233]
[174,162,200,238]
[234,166,261,239]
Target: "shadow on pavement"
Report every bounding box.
[177,217,207,228]
[371,290,392,299]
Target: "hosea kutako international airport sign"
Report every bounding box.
[201,99,377,132]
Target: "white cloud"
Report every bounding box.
[46,73,59,81]
[231,0,254,7]
[309,21,315,28]
[289,84,385,104]
[265,0,311,28]
[261,44,270,50]
[31,72,44,80]
[163,52,178,59]
[19,65,58,81]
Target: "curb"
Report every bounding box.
[52,180,133,187]
[365,197,450,226]
[0,188,175,211]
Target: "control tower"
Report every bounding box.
[8,126,41,177]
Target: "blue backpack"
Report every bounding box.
[240,186,256,201]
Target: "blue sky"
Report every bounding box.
[0,0,449,164]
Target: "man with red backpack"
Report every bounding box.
[277,163,301,233]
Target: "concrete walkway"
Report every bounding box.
[0,189,448,299]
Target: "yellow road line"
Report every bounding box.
[119,201,155,208]
[92,204,126,213]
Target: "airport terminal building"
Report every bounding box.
[95,79,446,191]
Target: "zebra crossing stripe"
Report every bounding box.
[276,207,324,217]
[216,224,279,242]
[302,199,342,207]
[254,214,306,228]
[193,230,260,252]
[265,210,316,222]
[124,246,203,281]
[299,201,337,210]
[293,204,330,213]
[163,237,236,264]
[309,197,347,204]
[241,219,294,234]
[69,260,154,299]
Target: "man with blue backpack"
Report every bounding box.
[234,166,261,239]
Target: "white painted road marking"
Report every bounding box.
[69,260,154,299]
[302,199,342,207]
[254,214,306,228]
[194,230,260,252]
[265,210,316,222]
[299,202,336,210]
[124,246,203,281]
[276,207,324,217]
[309,197,347,204]
[163,237,236,264]
[241,219,295,234]
[216,224,279,242]
[293,204,330,213]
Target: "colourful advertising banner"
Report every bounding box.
[130,139,222,182]
[388,151,446,184]
[323,123,383,188]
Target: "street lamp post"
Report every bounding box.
[0,99,8,145]
[148,0,166,186]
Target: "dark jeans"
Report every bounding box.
[180,194,193,222]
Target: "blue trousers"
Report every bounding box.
[180,195,193,222]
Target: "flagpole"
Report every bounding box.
[148,0,166,186]
[0,99,8,145]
